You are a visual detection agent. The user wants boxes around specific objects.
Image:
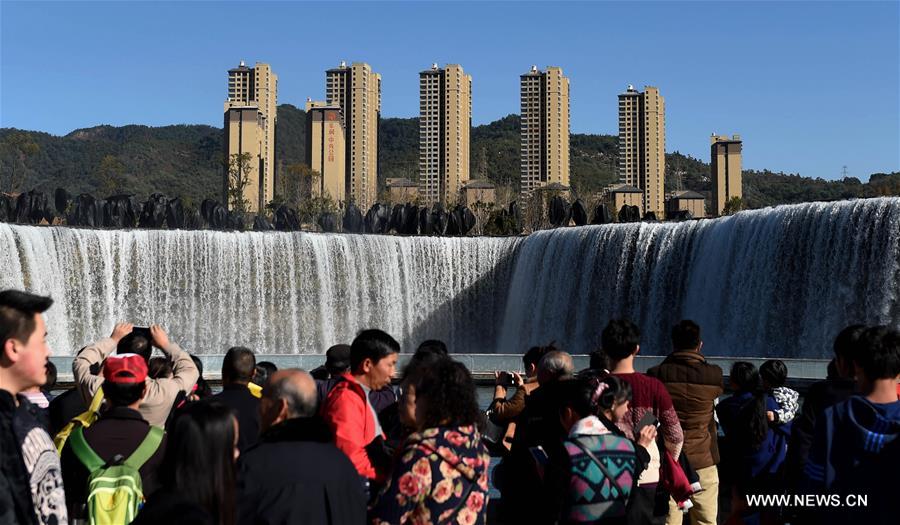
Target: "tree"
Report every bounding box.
[1,132,40,193]
[722,196,744,216]
[97,155,126,196]
[274,163,325,211]
[468,200,495,236]
[226,152,254,213]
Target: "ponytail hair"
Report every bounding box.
[561,373,632,434]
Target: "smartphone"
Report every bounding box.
[131,326,152,341]
[118,326,153,355]
[636,411,659,434]
[498,371,516,387]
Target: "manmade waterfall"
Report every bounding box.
[1,198,898,359]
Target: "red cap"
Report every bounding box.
[103,354,148,384]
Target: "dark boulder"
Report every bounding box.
[106,195,139,228]
[274,205,300,231]
[0,194,12,222]
[591,203,613,225]
[209,203,228,230]
[618,205,641,223]
[15,190,52,225]
[54,188,70,215]
[184,208,203,229]
[402,203,419,235]
[431,204,448,236]
[71,193,96,227]
[139,193,168,228]
[342,203,364,233]
[201,199,219,226]
[572,199,588,226]
[670,210,693,222]
[643,211,659,223]
[253,215,274,231]
[418,207,434,235]
[548,196,571,227]
[165,197,185,229]
[508,201,522,234]
[227,210,245,231]
[460,206,476,235]
[94,199,108,228]
[318,212,338,233]
[446,206,476,236]
[364,203,390,234]
[388,204,405,234]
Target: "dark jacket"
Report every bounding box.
[717,392,790,487]
[500,383,569,525]
[132,489,215,525]
[802,396,900,525]
[647,350,723,468]
[0,391,38,525]
[60,406,167,520]
[48,387,87,437]
[212,383,260,452]
[236,416,366,525]
[785,376,855,487]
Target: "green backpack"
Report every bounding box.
[69,425,164,525]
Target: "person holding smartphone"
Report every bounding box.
[73,323,198,428]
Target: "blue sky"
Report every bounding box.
[1,1,898,179]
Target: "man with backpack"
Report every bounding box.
[61,353,167,523]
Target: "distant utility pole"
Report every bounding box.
[842,165,849,178]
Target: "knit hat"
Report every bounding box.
[103,353,148,384]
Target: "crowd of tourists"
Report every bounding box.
[0,288,897,525]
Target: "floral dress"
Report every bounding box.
[369,425,491,525]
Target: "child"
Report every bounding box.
[554,374,657,525]
[760,359,800,424]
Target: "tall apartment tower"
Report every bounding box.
[224,61,277,212]
[520,66,570,196]
[618,85,665,217]
[419,64,472,206]
[326,62,381,211]
[710,134,743,216]
[306,100,347,203]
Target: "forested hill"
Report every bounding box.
[1,104,896,208]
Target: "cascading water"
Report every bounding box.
[0,227,520,355]
[499,197,900,358]
[1,198,897,358]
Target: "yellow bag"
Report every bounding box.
[248,381,262,399]
[54,387,104,454]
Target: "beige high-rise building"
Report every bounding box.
[520,66,570,196]
[618,85,665,217]
[224,61,277,213]
[419,64,472,206]
[326,62,381,211]
[711,134,743,216]
[306,100,347,203]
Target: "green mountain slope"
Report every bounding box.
[1,105,896,210]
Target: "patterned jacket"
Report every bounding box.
[369,425,490,525]
[561,416,649,524]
